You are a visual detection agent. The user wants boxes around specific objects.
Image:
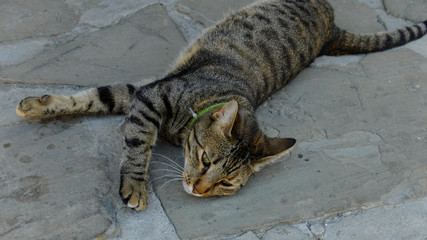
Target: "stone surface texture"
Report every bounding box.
[1,0,426,239]
[323,197,427,240]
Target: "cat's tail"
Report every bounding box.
[16,84,137,120]
[323,20,427,56]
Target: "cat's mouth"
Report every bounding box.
[183,182,203,197]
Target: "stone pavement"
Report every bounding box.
[1,0,426,239]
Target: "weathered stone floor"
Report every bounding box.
[1,0,426,239]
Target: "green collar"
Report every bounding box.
[188,102,227,127]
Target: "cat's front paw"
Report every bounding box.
[120,176,148,211]
[16,95,52,119]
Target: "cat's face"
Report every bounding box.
[182,100,295,197]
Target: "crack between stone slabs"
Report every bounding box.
[29,45,82,72]
[0,36,54,49]
[381,0,388,13]
[0,32,72,46]
[379,0,415,24]
[316,128,330,141]
[299,202,383,224]
[150,189,181,239]
[0,217,39,238]
[87,116,123,187]
[0,77,99,88]
[235,216,312,239]
[51,26,100,46]
[164,3,207,43]
[163,8,191,44]
[315,196,427,228]
[350,82,367,112]
[0,220,29,238]
[166,14,191,44]
[82,115,148,239]
[79,60,134,74]
[376,14,388,31]
[324,150,374,173]
[90,3,160,31]
[0,28,99,69]
[372,108,411,161]
[356,54,369,78]
[128,20,172,45]
[69,116,121,238]
[176,4,216,25]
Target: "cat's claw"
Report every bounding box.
[120,179,148,211]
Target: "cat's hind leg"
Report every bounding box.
[17,84,136,120]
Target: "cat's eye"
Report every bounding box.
[219,180,233,187]
[201,152,210,171]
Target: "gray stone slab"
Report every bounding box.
[2,0,427,239]
[374,9,414,31]
[177,0,257,26]
[0,83,179,239]
[1,4,187,86]
[324,197,427,240]
[327,0,385,33]
[0,0,79,43]
[308,222,324,236]
[0,126,112,239]
[112,191,180,240]
[233,231,260,240]
[84,117,180,240]
[293,223,314,238]
[260,225,313,240]
[0,84,116,239]
[166,0,258,42]
[0,110,112,239]
[355,0,383,9]
[383,0,427,22]
[0,39,56,67]
[74,0,158,28]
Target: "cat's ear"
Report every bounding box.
[251,137,296,172]
[212,100,238,137]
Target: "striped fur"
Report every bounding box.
[17,0,427,210]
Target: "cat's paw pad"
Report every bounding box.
[120,178,148,211]
[16,95,52,119]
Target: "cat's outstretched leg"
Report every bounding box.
[119,86,167,210]
[16,84,136,120]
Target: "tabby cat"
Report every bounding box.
[17,0,427,210]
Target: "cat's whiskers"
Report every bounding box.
[152,153,184,170]
[150,168,183,175]
[148,174,182,184]
[150,160,183,173]
[158,178,183,191]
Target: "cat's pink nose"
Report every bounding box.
[192,180,210,195]
[192,186,200,194]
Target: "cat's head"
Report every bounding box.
[183,100,296,197]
